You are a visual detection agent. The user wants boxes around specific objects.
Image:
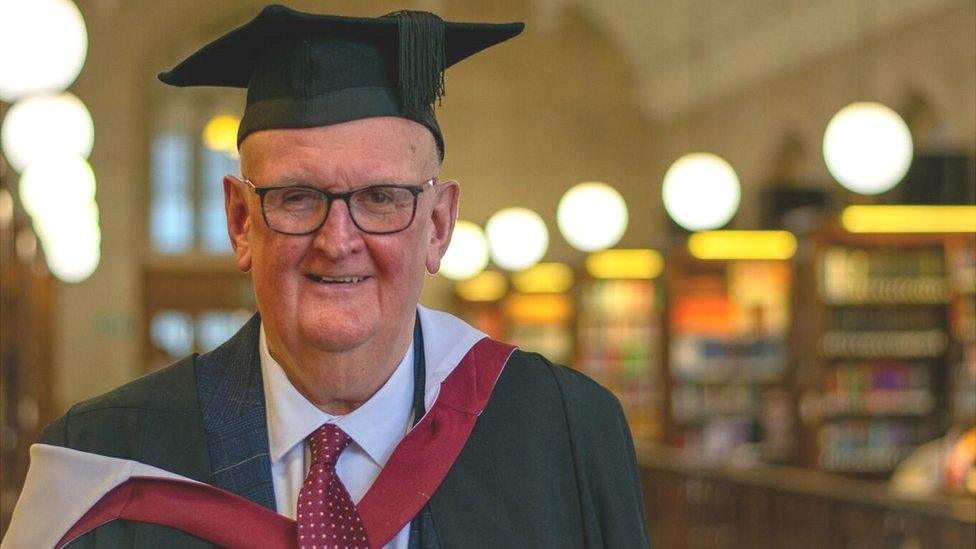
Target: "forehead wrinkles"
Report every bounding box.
[240,119,438,182]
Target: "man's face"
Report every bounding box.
[226,117,457,360]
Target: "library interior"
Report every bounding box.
[1,0,975,546]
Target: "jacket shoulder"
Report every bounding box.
[70,354,199,414]
[37,355,203,460]
[503,349,620,410]
[487,349,625,450]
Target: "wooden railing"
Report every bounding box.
[638,443,976,548]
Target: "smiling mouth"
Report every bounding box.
[304,274,371,284]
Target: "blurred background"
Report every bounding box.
[1,0,975,546]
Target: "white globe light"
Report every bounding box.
[440,220,490,280]
[823,102,913,195]
[1,92,94,172]
[203,114,240,154]
[33,196,99,245]
[18,154,96,218]
[662,152,741,231]
[486,207,549,271]
[42,218,100,282]
[557,182,628,252]
[0,0,89,101]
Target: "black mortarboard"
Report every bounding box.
[158,4,524,158]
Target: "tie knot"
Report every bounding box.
[307,423,351,467]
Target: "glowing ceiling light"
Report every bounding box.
[42,219,100,283]
[486,207,549,271]
[511,262,574,294]
[29,182,100,283]
[455,271,508,302]
[19,154,96,219]
[841,205,976,233]
[503,293,573,324]
[688,230,797,260]
[823,102,913,195]
[440,220,490,280]
[33,197,99,245]
[557,181,628,252]
[1,92,94,172]
[662,152,741,231]
[31,193,100,283]
[0,0,88,101]
[585,248,664,280]
[203,114,240,154]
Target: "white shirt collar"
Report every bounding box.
[259,325,415,467]
[416,305,491,412]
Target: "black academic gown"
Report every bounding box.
[36,315,649,548]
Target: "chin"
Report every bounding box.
[299,313,377,353]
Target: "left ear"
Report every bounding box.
[425,180,459,274]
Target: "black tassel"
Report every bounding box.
[384,10,446,116]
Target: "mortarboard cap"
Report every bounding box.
[158,4,524,158]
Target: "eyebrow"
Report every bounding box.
[254,178,428,190]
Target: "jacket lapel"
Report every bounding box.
[195,313,277,511]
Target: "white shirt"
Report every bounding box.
[258,307,489,549]
[259,326,415,549]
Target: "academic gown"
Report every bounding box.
[6,312,649,548]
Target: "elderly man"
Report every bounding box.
[4,5,648,548]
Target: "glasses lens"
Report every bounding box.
[349,186,417,233]
[263,187,328,234]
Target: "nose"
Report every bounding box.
[311,199,364,259]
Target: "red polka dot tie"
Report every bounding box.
[297,424,370,549]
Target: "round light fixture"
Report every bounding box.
[20,155,101,282]
[455,271,508,302]
[18,154,96,219]
[203,114,241,154]
[485,207,549,271]
[662,152,741,231]
[0,0,89,101]
[823,102,913,195]
[43,219,100,283]
[33,197,99,245]
[557,181,628,252]
[32,196,99,283]
[1,92,94,172]
[440,220,490,280]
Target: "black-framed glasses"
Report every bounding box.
[243,178,435,235]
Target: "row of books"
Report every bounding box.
[819,419,935,473]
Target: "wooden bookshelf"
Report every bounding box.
[946,236,976,429]
[808,227,968,477]
[574,275,665,442]
[664,248,796,464]
[502,290,574,365]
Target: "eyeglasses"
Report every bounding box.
[243,178,435,236]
